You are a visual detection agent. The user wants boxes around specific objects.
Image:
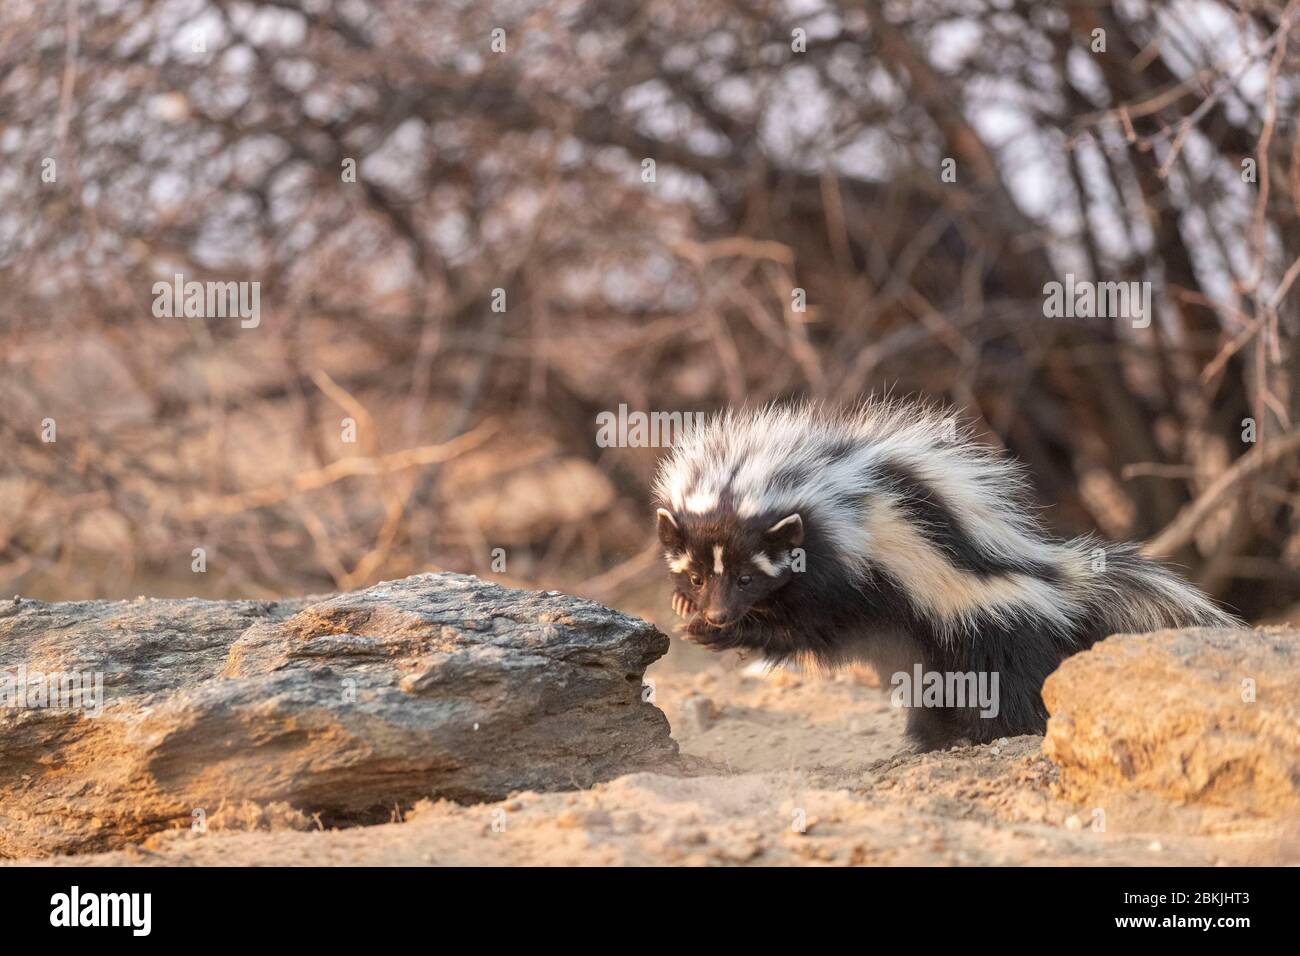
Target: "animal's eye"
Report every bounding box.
[737,574,752,587]
[688,572,704,589]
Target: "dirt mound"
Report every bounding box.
[1044,626,1299,814]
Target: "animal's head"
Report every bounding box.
[656,507,804,628]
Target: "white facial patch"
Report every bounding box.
[750,551,784,577]
[667,552,692,574]
[713,545,724,574]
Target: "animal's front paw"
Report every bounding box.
[671,590,697,620]
[680,616,732,652]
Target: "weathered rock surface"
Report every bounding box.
[1043,626,1299,814]
[0,574,675,858]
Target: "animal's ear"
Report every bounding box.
[656,508,685,549]
[765,513,804,550]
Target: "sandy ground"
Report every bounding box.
[21,593,1296,867]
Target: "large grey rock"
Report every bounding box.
[0,574,675,857]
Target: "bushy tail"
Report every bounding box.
[1066,538,1241,640]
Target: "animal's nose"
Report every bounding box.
[704,610,730,626]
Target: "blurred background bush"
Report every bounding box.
[2,0,1297,621]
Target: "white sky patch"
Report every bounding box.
[783,0,842,40]
[926,18,983,74]
[972,101,1059,223]
[835,126,897,182]
[1066,45,1109,105]
[713,76,759,120]
[761,64,835,166]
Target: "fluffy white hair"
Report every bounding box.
[653,399,1238,640]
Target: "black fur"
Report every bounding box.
[662,475,1235,752]
[656,403,1242,752]
[675,504,1073,744]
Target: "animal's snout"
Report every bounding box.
[704,609,732,627]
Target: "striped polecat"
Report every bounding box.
[652,401,1240,750]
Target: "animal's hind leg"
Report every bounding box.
[904,706,975,752]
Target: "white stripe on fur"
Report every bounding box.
[652,402,1239,642]
[865,502,1076,638]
